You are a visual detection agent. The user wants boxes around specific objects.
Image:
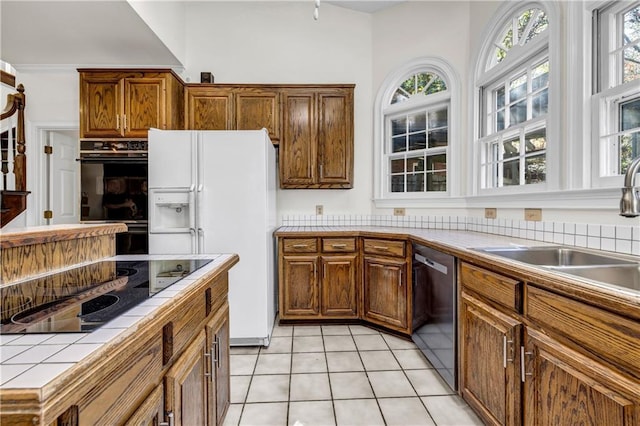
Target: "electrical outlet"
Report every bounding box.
[315,205,323,215]
[524,208,542,221]
[484,208,497,219]
[393,208,406,216]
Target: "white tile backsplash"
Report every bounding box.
[280,215,640,256]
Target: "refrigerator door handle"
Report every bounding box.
[198,228,205,253]
[190,227,197,254]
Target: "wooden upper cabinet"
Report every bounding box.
[280,90,316,186]
[184,85,280,142]
[79,69,184,139]
[185,86,233,130]
[280,86,354,189]
[235,87,280,141]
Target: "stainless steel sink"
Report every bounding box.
[475,246,636,267]
[550,265,640,291]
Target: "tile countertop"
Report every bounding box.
[0,253,237,390]
[275,226,640,315]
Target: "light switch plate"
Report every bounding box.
[316,205,323,215]
[484,208,497,219]
[393,208,406,216]
[525,208,542,221]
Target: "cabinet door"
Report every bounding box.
[186,87,233,130]
[235,88,280,142]
[460,293,522,426]
[124,384,164,426]
[165,330,208,426]
[79,74,122,138]
[280,90,316,186]
[281,255,320,317]
[362,256,407,330]
[523,328,640,426]
[206,309,231,426]
[321,254,358,317]
[317,89,353,187]
[124,77,166,138]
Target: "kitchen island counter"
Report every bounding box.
[0,253,238,425]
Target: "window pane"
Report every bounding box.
[532,89,548,118]
[503,159,520,185]
[532,61,549,90]
[426,171,447,191]
[408,113,426,132]
[391,118,406,136]
[391,89,410,104]
[407,173,424,192]
[623,46,640,83]
[624,6,640,42]
[392,136,406,153]
[620,132,640,174]
[407,156,425,172]
[509,75,527,101]
[390,158,405,173]
[426,154,447,171]
[400,76,416,95]
[621,97,640,131]
[428,129,448,148]
[496,87,506,109]
[497,110,505,131]
[409,133,427,151]
[428,109,448,128]
[510,99,527,126]
[525,154,546,183]
[525,128,546,152]
[503,137,519,159]
[391,175,404,192]
[525,10,548,43]
[424,75,447,95]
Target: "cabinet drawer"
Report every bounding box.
[283,238,318,253]
[363,239,405,257]
[526,284,640,379]
[460,262,521,312]
[322,238,356,253]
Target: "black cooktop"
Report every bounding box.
[0,259,211,334]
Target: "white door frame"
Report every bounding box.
[30,121,78,225]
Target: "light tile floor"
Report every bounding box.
[224,323,484,426]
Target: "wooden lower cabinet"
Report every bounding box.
[165,329,208,425]
[362,255,408,332]
[460,292,522,426]
[124,385,164,426]
[279,237,359,320]
[523,328,640,426]
[207,307,231,426]
[321,254,358,317]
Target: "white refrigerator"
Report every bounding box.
[147,128,277,346]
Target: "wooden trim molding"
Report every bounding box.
[1,70,16,88]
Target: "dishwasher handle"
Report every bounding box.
[414,253,449,275]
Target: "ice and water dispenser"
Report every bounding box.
[149,190,192,232]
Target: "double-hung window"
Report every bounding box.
[593,1,640,186]
[476,5,551,192]
[378,66,453,199]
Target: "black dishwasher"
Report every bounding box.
[411,243,457,391]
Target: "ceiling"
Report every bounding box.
[0,1,403,70]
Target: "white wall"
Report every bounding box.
[182,1,374,218]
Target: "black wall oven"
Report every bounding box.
[80,140,148,254]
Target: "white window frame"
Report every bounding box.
[591,0,640,189]
[472,1,561,197]
[373,57,461,207]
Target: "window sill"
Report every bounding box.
[374,187,622,210]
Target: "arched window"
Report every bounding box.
[474,3,556,192]
[374,58,459,201]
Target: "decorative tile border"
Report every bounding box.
[279,215,640,256]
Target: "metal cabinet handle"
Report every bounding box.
[160,411,174,426]
[123,114,127,130]
[399,269,403,287]
[503,336,514,368]
[331,243,347,248]
[116,115,120,130]
[373,246,389,250]
[204,350,211,377]
[520,346,533,382]
[292,244,308,248]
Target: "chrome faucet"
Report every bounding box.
[620,155,640,217]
